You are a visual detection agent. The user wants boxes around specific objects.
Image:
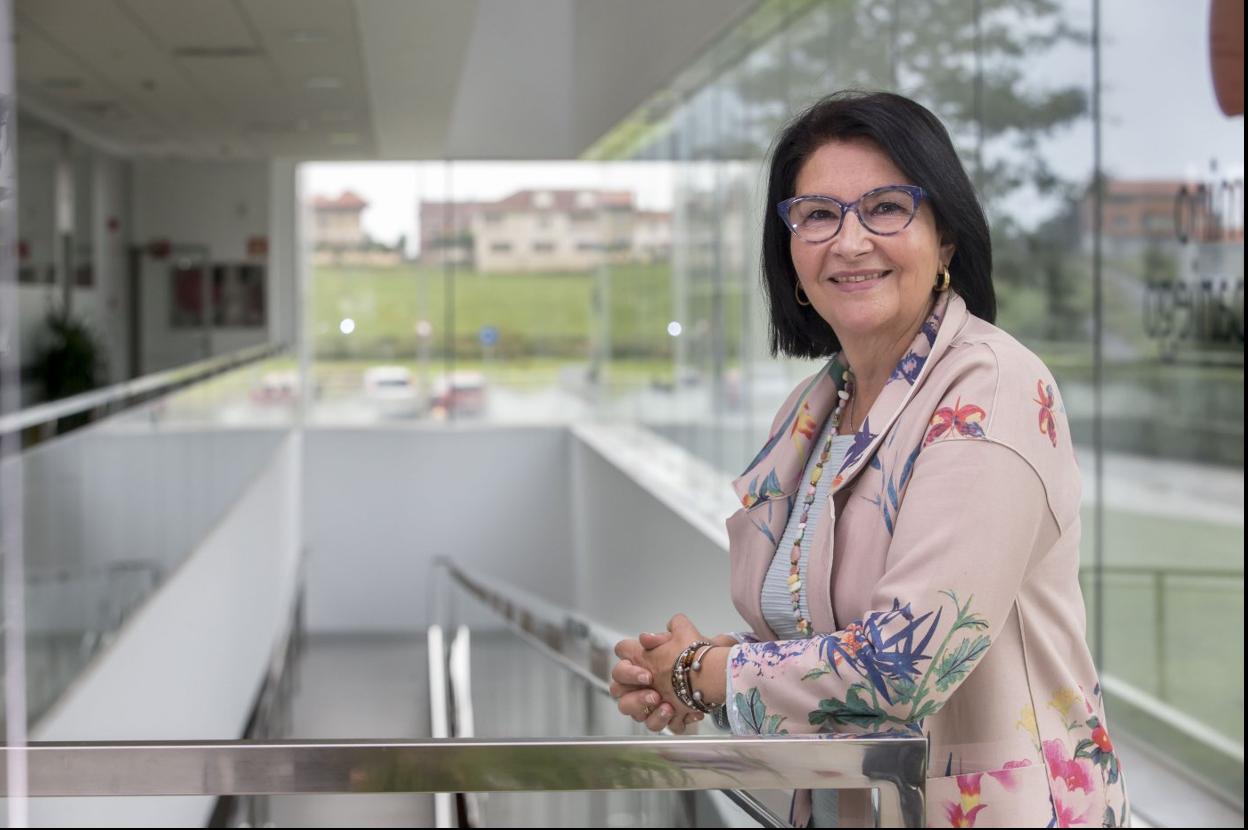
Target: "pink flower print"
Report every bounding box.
[985,759,1031,790]
[945,801,987,827]
[1033,380,1059,447]
[1043,740,1094,794]
[944,774,987,827]
[1052,795,1093,827]
[924,398,987,446]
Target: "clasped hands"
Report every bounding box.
[609,613,735,734]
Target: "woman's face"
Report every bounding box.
[790,138,954,352]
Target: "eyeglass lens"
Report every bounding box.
[788,187,919,242]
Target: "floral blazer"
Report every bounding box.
[724,291,1130,828]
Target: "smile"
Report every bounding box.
[828,270,890,284]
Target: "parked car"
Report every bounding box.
[251,370,299,405]
[430,370,487,416]
[363,365,423,418]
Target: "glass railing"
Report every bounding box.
[427,558,927,827]
[2,559,929,829]
[1,345,296,729]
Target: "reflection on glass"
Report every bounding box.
[304,161,678,427]
[4,355,293,728]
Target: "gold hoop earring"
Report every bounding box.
[795,283,812,306]
[935,265,951,292]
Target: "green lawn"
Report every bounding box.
[312,263,675,361]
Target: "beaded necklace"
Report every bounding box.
[787,367,854,637]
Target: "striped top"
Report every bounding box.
[761,418,855,641]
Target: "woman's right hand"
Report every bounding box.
[610,631,739,733]
[611,634,699,733]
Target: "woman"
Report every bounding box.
[610,92,1130,828]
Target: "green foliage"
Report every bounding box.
[34,308,104,401]
[808,686,894,730]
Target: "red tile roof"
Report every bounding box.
[313,190,368,210]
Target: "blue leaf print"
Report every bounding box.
[759,468,784,499]
[897,443,921,491]
[839,417,877,475]
[750,516,777,545]
[888,351,926,384]
[815,599,941,706]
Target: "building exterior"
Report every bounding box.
[421,189,671,272]
[313,191,402,266]
[418,199,487,267]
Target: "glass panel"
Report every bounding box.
[1098,0,1244,799]
[3,353,293,729]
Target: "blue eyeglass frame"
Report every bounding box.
[777,184,927,243]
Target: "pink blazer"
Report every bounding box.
[724,291,1130,827]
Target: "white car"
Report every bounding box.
[363,366,423,418]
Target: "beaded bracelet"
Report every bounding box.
[671,640,724,715]
[671,640,709,712]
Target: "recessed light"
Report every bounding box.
[288,30,328,44]
[42,77,82,90]
[173,46,262,59]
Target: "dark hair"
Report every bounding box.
[762,90,995,358]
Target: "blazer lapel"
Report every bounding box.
[728,356,846,639]
[731,357,845,509]
[806,292,967,635]
[829,291,967,494]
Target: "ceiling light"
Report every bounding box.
[288,30,328,44]
[173,46,262,59]
[306,77,342,91]
[42,77,83,90]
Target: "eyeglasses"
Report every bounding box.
[778,185,926,244]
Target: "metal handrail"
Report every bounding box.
[428,625,454,826]
[430,558,928,827]
[1,735,927,827]
[0,342,284,436]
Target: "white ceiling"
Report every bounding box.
[14,0,756,161]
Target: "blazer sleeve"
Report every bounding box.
[724,437,1056,735]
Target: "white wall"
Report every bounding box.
[569,427,741,639]
[19,423,284,577]
[27,432,301,828]
[131,159,272,373]
[302,426,576,632]
[302,424,741,641]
